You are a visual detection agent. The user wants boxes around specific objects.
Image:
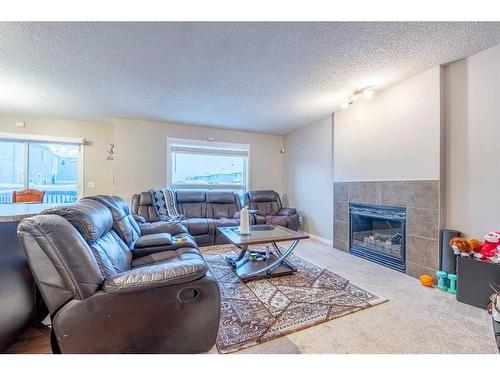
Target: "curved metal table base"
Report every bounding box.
[226,240,299,282]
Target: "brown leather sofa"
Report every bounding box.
[86,195,198,257]
[17,197,220,353]
[132,190,252,246]
[244,190,300,231]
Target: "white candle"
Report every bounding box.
[240,206,250,235]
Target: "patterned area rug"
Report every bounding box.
[201,244,387,354]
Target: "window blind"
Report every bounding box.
[170,145,249,157]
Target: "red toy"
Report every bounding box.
[480,231,500,258]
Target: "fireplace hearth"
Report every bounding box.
[349,203,406,272]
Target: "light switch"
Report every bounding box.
[87,182,96,188]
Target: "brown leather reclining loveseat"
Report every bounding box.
[244,190,300,231]
[17,196,220,353]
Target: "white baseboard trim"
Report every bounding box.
[300,231,333,246]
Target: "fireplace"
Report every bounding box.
[349,203,406,272]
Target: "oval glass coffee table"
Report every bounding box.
[217,224,309,282]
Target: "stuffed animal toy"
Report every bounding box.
[468,238,483,258]
[449,237,473,257]
[480,231,500,259]
[489,253,500,264]
[469,238,482,252]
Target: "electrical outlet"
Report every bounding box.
[87,182,96,188]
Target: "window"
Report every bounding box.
[168,138,249,193]
[0,135,83,204]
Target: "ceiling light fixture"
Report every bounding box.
[341,86,375,109]
[362,89,374,99]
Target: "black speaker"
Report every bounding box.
[440,229,460,274]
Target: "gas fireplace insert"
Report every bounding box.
[349,203,406,272]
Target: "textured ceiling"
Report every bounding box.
[1,22,500,134]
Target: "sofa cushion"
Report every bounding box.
[208,203,240,219]
[253,201,280,216]
[131,233,198,258]
[175,190,206,218]
[178,203,206,218]
[131,247,202,268]
[139,221,187,236]
[181,218,212,235]
[135,233,172,248]
[213,218,239,228]
[132,192,159,222]
[265,215,291,228]
[245,190,283,216]
[205,192,241,219]
[91,231,132,277]
[253,214,267,225]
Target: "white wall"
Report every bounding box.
[283,117,333,241]
[0,115,114,196]
[444,44,500,237]
[333,67,442,182]
[111,118,284,201]
[0,115,285,202]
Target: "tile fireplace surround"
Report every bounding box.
[333,180,440,279]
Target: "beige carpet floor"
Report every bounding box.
[8,239,497,354]
[202,244,386,353]
[205,239,497,354]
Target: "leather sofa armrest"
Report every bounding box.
[133,214,147,224]
[277,208,297,216]
[139,221,188,236]
[103,259,208,294]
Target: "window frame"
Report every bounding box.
[167,137,250,192]
[0,132,85,201]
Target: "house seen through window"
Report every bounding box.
[169,139,249,196]
[0,139,81,204]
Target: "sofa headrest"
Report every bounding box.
[176,190,206,203]
[83,195,141,247]
[108,195,131,214]
[42,200,113,243]
[138,191,152,205]
[206,191,237,204]
[84,195,130,216]
[247,190,279,202]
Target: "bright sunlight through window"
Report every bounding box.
[168,138,249,194]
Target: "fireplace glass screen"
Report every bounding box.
[350,203,406,272]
